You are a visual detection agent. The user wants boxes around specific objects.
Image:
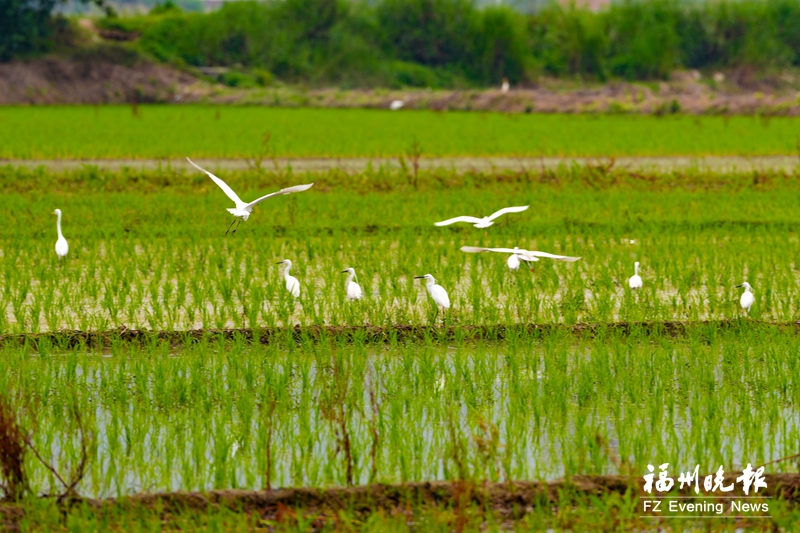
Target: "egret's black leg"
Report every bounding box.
[225,217,238,235]
[232,218,242,234]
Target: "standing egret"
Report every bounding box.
[52,209,69,259]
[461,246,581,270]
[501,78,510,93]
[414,274,450,319]
[187,158,314,234]
[342,267,363,300]
[277,259,300,298]
[435,206,529,229]
[390,100,404,110]
[737,282,754,314]
[629,262,643,290]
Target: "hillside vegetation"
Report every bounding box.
[6,0,800,89]
[92,0,800,88]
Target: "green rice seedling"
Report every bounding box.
[4,165,800,331]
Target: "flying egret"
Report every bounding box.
[390,100,404,110]
[629,261,643,290]
[737,282,754,313]
[435,206,529,229]
[414,274,450,316]
[52,209,69,259]
[342,267,363,300]
[187,158,313,234]
[507,254,521,271]
[277,259,300,298]
[461,246,581,270]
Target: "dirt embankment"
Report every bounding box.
[1,475,798,531]
[2,52,800,115]
[0,56,195,105]
[4,320,800,350]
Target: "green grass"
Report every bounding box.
[1,106,800,159]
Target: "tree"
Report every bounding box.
[0,0,108,61]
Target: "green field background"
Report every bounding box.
[1,106,799,159]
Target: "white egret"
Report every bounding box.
[461,246,581,270]
[277,259,300,298]
[187,158,313,234]
[342,267,363,300]
[390,100,404,110]
[434,206,529,229]
[414,274,450,313]
[628,262,643,290]
[52,209,69,259]
[737,282,754,313]
[507,254,521,271]
[501,78,510,93]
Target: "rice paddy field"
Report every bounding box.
[3,106,800,531]
[1,106,800,159]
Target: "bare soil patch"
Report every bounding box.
[0,57,195,105]
[3,156,799,172]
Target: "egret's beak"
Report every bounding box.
[414,276,425,279]
[51,211,56,215]
[276,261,284,265]
[736,284,743,288]
[342,270,349,273]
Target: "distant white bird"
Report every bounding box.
[342,267,363,300]
[737,281,754,313]
[277,259,300,298]
[507,254,521,271]
[629,261,643,290]
[52,209,69,259]
[187,158,313,234]
[390,100,404,110]
[415,274,450,313]
[461,246,581,268]
[434,206,529,229]
[501,78,510,93]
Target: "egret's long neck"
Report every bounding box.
[283,264,292,279]
[426,278,435,288]
[56,212,63,239]
[634,264,639,275]
[348,271,355,283]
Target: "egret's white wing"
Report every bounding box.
[460,246,519,254]
[527,251,582,262]
[244,183,314,209]
[435,216,484,226]
[187,158,244,207]
[486,205,529,221]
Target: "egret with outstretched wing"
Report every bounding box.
[460,246,581,265]
[187,158,313,234]
[434,206,529,229]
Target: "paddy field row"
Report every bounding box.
[1,106,800,159]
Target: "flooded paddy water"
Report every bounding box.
[5,330,798,499]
